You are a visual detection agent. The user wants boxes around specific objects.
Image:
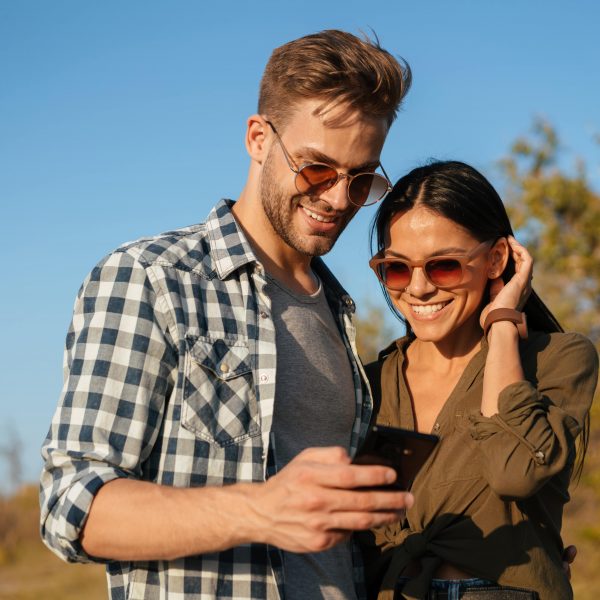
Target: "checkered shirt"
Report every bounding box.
[40,199,373,600]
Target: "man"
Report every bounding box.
[40,30,412,599]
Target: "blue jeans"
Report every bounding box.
[395,577,538,599]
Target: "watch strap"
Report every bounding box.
[483,308,528,339]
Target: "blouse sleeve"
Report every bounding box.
[469,332,598,499]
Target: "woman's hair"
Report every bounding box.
[258,29,412,130]
[370,160,590,479]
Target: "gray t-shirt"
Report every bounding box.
[266,273,357,600]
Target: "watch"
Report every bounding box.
[483,308,528,339]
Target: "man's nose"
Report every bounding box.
[319,175,352,211]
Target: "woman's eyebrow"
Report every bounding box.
[385,247,468,259]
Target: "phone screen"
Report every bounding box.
[352,425,439,490]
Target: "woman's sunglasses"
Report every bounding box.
[369,239,495,290]
[266,120,392,207]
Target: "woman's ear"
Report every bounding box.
[487,237,510,279]
[245,114,270,164]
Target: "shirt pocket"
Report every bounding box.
[429,415,482,488]
[181,335,261,446]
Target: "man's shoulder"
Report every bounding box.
[106,199,250,277]
[115,221,210,273]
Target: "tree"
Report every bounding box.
[0,425,23,495]
[498,118,600,344]
[354,301,400,364]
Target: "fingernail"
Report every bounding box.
[404,492,414,509]
[385,469,397,483]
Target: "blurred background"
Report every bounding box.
[1,1,598,598]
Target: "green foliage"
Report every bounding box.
[499,118,600,344]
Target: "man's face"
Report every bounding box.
[259,99,389,257]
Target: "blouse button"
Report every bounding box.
[432,423,441,433]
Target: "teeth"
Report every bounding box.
[411,302,448,315]
[302,207,335,223]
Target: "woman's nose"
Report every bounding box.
[405,267,436,296]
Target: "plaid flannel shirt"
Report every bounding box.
[40,199,373,600]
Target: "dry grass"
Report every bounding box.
[0,485,106,600]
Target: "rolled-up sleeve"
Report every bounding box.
[40,250,177,563]
[469,333,598,499]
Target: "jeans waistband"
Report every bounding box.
[395,577,538,599]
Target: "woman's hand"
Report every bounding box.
[480,236,533,329]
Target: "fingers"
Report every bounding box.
[291,447,398,489]
[298,486,413,514]
[249,452,414,553]
[294,445,352,465]
[507,236,533,278]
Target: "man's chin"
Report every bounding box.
[295,234,338,257]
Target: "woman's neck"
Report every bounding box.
[407,320,483,375]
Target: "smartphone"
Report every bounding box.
[352,425,439,490]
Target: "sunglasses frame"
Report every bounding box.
[265,120,392,207]
[369,239,496,290]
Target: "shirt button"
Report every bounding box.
[259,311,269,319]
[534,451,545,464]
[260,374,268,383]
[432,423,441,433]
[219,363,230,374]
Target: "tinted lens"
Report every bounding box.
[425,259,463,287]
[381,262,411,290]
[296,164,338,195]
[349,173,389,206]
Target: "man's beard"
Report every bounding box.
[259,150,349,257]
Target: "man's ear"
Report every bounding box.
[487,237,510,279]
[245,114,269,164]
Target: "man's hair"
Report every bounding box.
[258,29,411,129]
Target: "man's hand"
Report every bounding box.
[245,446,413,553]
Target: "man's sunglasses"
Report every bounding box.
[265,120,392,207]
[369,240,495,290]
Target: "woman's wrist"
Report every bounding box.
[486,319,520,343]
[483,308,528,339]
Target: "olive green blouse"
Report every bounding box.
[362,331,598,600]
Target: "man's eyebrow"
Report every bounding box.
[294,146,380,172]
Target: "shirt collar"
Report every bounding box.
[205,200,356,311]
[205,199,259,280]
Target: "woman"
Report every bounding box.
[362,161,598,599]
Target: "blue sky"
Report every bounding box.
[1,1,599,485]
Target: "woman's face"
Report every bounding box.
[383,206,497,343]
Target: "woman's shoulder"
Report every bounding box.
[525,330,597,356]
[523,330,598,374]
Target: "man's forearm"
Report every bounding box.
[80,478,260,560]
[80,447,413,561]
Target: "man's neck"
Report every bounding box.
[232,192,318,295]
